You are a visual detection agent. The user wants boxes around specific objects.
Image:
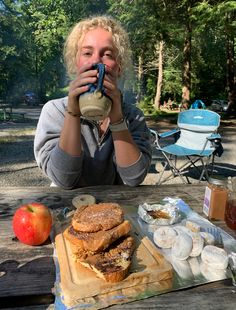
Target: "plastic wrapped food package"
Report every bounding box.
[138,200,181,226]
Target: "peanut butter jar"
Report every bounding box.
[203,176,228,220]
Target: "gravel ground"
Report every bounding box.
[1,109,236,187]
[0,121,51,187]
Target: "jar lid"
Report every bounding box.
[208,175,228,186]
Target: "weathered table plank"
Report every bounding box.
[0,185,235,309]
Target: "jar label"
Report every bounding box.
[203,186,211,216]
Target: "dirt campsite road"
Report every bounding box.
[0,105,236,187]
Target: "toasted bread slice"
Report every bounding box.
[72,203,124,232]
[76,236,135,283]
[64,220,131,252]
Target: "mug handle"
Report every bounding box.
[93,63,105,92]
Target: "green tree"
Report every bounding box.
[1,0,235,115]
[1,0,109,103]
[192,0,236,111]
[0,0,28,102]
[108,0,180,109]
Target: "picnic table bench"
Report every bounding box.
[0,104,26,121]
[0,104,12,120]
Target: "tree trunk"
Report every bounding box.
[154,40,164,110]
[182,9,192,107]
[137,54,144,102]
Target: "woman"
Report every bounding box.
[34,15,152,189]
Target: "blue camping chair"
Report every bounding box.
[190,99,206,109]
[150,109,223,184]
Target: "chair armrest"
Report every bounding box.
[207,133,224,157]
[158,128,180,138]
[149,128,180,147]
[207,133,221,141]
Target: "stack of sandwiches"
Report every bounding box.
[64,202,135,283]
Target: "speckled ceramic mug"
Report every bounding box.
[79,63,112,121]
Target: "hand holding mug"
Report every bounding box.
[79,63,112,121]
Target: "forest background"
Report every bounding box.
[0,0,235,115]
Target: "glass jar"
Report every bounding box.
[203,176,228,220]
[225,177,236,230]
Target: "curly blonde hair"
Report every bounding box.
[64,15,132,77]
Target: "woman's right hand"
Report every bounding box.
[67,63,98,115]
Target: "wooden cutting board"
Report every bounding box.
[54,213,173,308]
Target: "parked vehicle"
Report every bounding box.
[23,91,40,106]
[210,100,228,112]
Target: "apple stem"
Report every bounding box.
[28,205,34,212]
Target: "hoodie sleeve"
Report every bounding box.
[34,98,84,189]
[116,104,152,186]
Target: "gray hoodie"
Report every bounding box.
[34,97,152,189]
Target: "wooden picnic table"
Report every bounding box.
[0,185,235,309]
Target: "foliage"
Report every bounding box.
[46,86,68,100]
[0,0,235,114]
[0,0,108,104]
[137,98,155,116]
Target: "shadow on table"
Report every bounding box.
[0,257,55,307]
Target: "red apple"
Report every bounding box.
[12,202,52,246]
